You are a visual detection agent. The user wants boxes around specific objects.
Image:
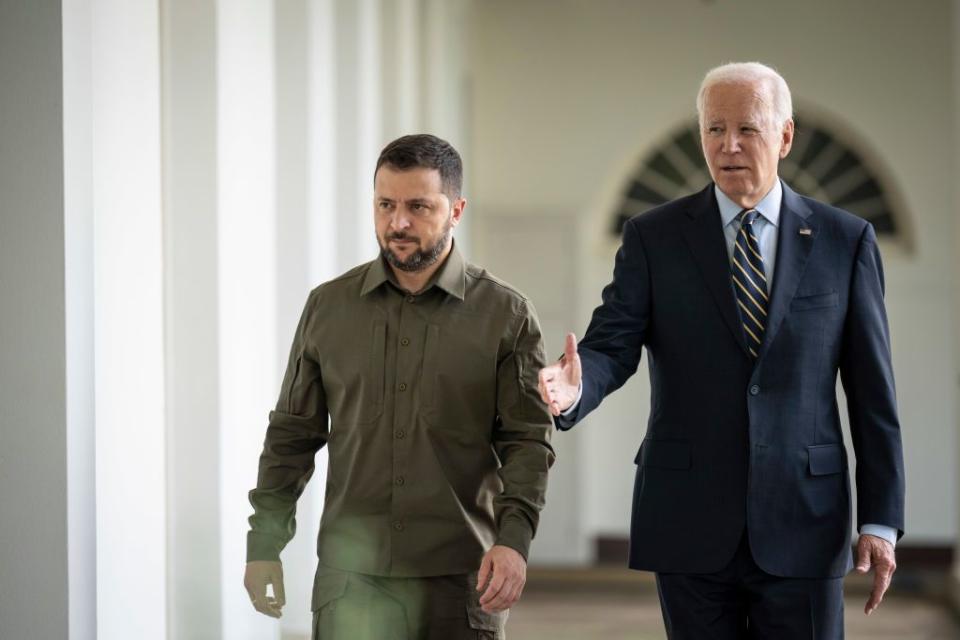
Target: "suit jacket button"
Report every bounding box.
[749,385,760,396]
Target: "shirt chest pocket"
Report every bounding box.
[419,321,499,431]
[321,321,386,424]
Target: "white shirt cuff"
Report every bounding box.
[860,524,897,548]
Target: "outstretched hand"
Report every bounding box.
[537,333,582,416]
[244,560,286,618]
[855,534,896,615]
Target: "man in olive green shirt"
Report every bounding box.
[244,134,555,639]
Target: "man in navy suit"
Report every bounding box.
[538,62,904,639]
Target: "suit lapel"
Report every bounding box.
[756,183,817,361]
[679,186,751,357]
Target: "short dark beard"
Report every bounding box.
[380,223,452,272]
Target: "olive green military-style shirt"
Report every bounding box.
[247,245,555,577]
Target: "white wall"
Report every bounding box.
[0,3,72,638]
[470,0,958,549]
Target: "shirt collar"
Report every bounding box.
[360,240,466,300]
[715,178,783,228]
[430,240,467,300]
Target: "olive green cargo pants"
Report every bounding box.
[311,564,508,639]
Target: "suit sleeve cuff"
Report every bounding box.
[860,524,898,548]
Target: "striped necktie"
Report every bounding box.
[731,209,768,358]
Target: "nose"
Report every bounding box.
[721,130,742,154]
[390,209,411,231]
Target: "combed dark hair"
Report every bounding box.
[374,134,463,198]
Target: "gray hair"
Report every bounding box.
[696,62,793,130]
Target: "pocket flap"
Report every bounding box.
[467,601,505,632]
[467,571,506,632]
[808,444,845,476]
[311,569,348,611]
[635,440,691,469]
[790,291,838,311]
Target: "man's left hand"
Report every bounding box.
[477,545,527,613]
[855,534,896,615]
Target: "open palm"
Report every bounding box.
[537,333,582,416]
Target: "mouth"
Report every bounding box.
[721,166,749,173]
[387,236,419,248]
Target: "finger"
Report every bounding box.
[855,541,871,573]
[485,576,518,613]
[479,570,507,605]
[865,582,883,614]
[252,593,280,618]
[476,555,492,592]
[537,376,548,403]
[538,368,560,405]
[563,333,578,362]
[245,578,266,611]
[538,367,555,386]
[264,596,283,617]
[503,581,523,610]
[273,574,286,607]
[865,566,893,615]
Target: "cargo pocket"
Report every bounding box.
[311,568,348,639]
[466,572,508,639]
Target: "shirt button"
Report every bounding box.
[395,430,405,439]
[405,295,415,303]
[393,521,404,532]
[749,385,760,396]
[400,338,410,346]
[399,382,407,392]
[395,476,405,486]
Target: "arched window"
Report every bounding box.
[611,115,909,249]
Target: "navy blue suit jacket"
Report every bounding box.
[559,182,905,579]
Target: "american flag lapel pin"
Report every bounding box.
[799,228,812,236]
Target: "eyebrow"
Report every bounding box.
[705,119,763,128]
[376,196,433,205]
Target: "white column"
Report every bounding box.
[275,1,324,636]
[0,3,72,638]
[421,0,469,142]
[217,2,280,638]
[161,0,222,637]
[307,0,338,283]
[63,0,98,637]
[333,0,382,268]
[421,0,472,251]
[380,0,422,140]
[90,1,168,637]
